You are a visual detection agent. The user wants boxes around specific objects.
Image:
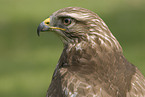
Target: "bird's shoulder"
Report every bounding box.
[127,67,145,97]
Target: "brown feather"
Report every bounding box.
[38,7,145,97]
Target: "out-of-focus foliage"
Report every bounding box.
[0,0,145,97]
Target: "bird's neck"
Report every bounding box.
[58,40,123,69]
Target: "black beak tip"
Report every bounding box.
[37,28,40,36]
[37,24,41,36]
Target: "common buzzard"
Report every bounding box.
[37,7,145,97]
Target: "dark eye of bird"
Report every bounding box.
[63,18,72,26]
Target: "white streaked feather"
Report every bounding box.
[75,43,82,51]
[92,19,100,22]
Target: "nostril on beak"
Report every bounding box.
[44,18,50,25]
[45,22,49,24]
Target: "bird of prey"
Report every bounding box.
[37,7,145,97]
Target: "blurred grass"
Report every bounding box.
[0,0,145,97]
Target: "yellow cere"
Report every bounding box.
[44,18,66,31]
[44,18,50,25]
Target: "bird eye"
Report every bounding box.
[63,18,72,26]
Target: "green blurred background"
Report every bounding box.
[0,0,145,97]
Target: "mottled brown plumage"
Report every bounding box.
[37,7,145,97]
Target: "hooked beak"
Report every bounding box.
[37,18,66,36]
[37,18,51,36]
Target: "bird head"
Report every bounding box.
[37,7,122,52]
